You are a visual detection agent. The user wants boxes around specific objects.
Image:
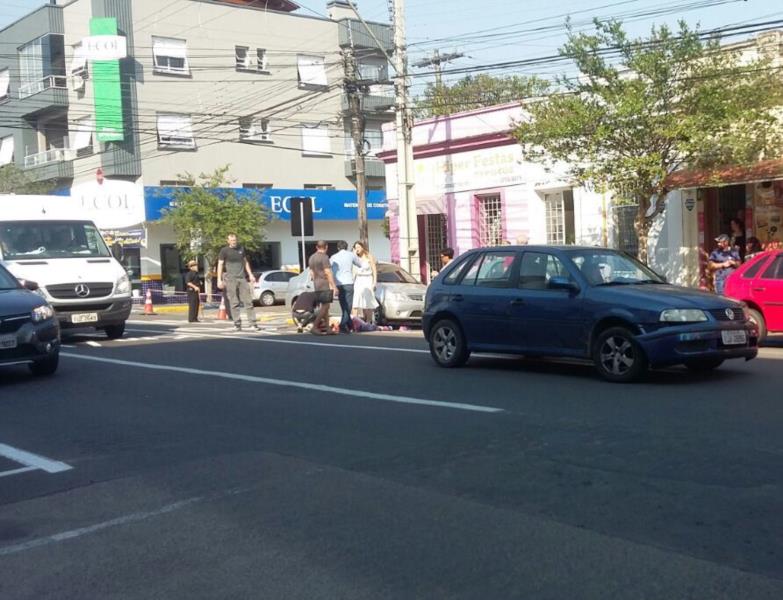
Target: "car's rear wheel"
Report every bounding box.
[29,353,59,376]
[593,327,647,383]
[104,323,125,339]
[685,358,724,371]
[260,291,275,307]
[429,319,469,368]
[748,308,767,342]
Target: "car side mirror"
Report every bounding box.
[21,279,39,291]
[548,276,579,293]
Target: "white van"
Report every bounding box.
[0,217,132,338]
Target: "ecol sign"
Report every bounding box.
[269,195,324,215]
[82,35,127,61]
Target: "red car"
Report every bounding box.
[724,250,783,341]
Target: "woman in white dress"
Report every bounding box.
[351,240,379,322]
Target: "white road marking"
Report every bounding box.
[0,466,37,478]
[0,485,253,556]
[61,353,503,414]
[0,443,73,474]
[125,327,429,354]
[85,341,102,348]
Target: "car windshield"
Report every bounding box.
[0,221,112,261]
[0,263,19,290]
[567,250,664,286]
[377,264,418,284]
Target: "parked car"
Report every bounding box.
[253,270,297,306]
[724,250,783,341]
[0,261,60,376]
[423,246,758,382]
[285,262,426,323]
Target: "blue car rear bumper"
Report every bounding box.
[637,323,758,367]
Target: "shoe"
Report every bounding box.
[251,324,262,332]
[297,327,303,333]
[233,322,242,332]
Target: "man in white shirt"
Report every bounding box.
[330,240,362,333]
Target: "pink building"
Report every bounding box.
[378,103,607,281]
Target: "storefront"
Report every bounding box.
[141,186,390,292]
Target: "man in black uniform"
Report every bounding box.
[185,260,201,323]
[217,233,260,332]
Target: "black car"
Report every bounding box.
[0,262,60,376]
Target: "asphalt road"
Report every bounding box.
[1,314,782,599]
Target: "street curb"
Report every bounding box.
[131,307,287,322]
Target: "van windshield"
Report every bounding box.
[0,221,112,260]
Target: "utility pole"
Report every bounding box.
[392,0,419,278]
[344,48,369,244]
[413,50,463,116]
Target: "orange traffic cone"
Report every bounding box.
[217,295,228,320]
[144,289,155,315]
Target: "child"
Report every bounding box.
[292,291,319,333]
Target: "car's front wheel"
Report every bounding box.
[260,291,275,307]
[429,319,470,368]
[593,326,648,383]
[29,353,59,376]
[748,308,766,342]
[685,358,724,372]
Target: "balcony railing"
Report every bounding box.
[18,75,68,99]
[24,146,75,169]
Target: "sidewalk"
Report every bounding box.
[131,304,292,324]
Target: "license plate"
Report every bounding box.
[71,313,99,324]
[0,334,17,349]
[721,330,747,345]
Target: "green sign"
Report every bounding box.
[90,18,124,142]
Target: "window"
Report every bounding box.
[0,135,14,166]
[69,43,87,91]
[545,190,575,245]
[743,256,768,278]
[265,271,294,283]
[239,117,271,143]
[297,54,327,88]
[761,255,783,280]
[18,34,66,98]
[425,213,448,274]
[461,251,516,287]
[243,183,272,190]
[70,117,94,156]
[152,37,189,75]
[0,68,9,101]
[236,46,268,72]
[160,180,190,187]
[443,254,476,285]
[303,184,334,190]
[477,194,503,247]
[157,113,195,148]
[363,126,383,156]
[519,252,569,290]
[357,57,388,83]
[301,125,331,156]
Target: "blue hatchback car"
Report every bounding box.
[423,246,758,382]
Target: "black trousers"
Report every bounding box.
[337,284,354,331]
[187,289,200,322]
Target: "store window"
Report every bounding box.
[247,242,281,272]
[160,243,185,291]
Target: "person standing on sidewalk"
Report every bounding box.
[709,234,741,295]
[309,240,338,336]
[185,260,201,323]
[331,240,361,333]
[217,234,260,332]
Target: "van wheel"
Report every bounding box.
[104,323,125,339]
[748,308,766,342]
[29,353,59,376]
[593,327,647,383]
[429,319,469,368]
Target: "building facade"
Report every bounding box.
[0,0,394,291]
[378,104,607,281]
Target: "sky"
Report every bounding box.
[2,0,782,96]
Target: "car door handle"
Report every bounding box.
[752,287,766,292]
[452,294,464,302]
[510,298,525,306]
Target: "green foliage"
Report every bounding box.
[417,74,549,117]
[161,166,269,267]
[515,20,783,256]
[0,164,55,195]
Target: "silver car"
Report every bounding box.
[253,270,297,306]
[285,262,426,323]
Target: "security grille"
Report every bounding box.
[425,213,448,271]
[614,204,639,257]
[477,195,503,247]
[545,193,565,245]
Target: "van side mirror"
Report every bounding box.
[111,242,124,261]
[548,276,579,293]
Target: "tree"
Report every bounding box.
[161,166,269,298]
[0,164,54,195]
[417,74,549,118]
[515,20,783,261]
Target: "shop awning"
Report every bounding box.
[666,158,783,190]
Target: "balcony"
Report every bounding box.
[338,20,393,52]
[345,157,386,178]
[18,75,68,99]
[24,146,75,169]
[342,93,395,114]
